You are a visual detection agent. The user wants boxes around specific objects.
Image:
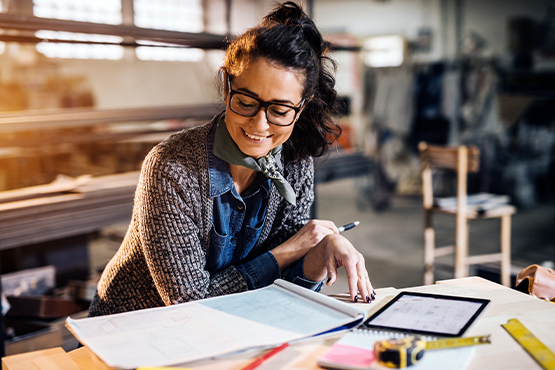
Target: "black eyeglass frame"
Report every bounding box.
[227,78,305,127]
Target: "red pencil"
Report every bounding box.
[240,342,289,370]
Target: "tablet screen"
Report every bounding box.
[362,291,490,337]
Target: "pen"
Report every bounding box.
[338,221,360,233]
[240,342,289,370]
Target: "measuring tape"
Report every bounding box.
[374,335,491,368]
[424,335,491,350]
[502,318,555,370]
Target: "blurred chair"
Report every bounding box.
[419,142,516,286]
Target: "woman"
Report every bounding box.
[88,1,374,317]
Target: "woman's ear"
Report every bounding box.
[223,74,229,102]
[298,95,313,116]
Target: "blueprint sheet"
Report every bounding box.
[66,280,365,369]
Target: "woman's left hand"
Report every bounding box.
[303,234,375,303]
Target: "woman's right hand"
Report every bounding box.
[270,219,338,271]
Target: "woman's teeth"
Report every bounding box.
[245,132,266,141]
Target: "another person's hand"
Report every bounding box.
[304,234,375,303]
[270,219,338,271]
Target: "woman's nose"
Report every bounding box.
[251,108,271,129]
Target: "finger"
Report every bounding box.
[357,276,370,303]
[310,219,339,234]
[359,254,376,299]
[354,256,373,303]
[364,273,375,301]
[367,273,376,300]
[344,260,360,303]
[326,270,337,286]
[347,251,372,303]
[325,256,338,286]
[328,221,340,234]
[366,276,376,301]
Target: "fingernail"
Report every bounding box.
[373,289,376,295]
[326,277,331,284]
[354,296,358,303]
[366,296,371,303]
[371,294,376,300]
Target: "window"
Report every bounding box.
[134,0,202,32]
[362,35,406,68]
[31,0,205,62]
[33,0,124,60]
[33,0,122,24]
[35,31,124,59]
[133,0,204,62]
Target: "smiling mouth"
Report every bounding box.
[243,130,268,141]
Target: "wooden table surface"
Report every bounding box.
[60,277,555,369]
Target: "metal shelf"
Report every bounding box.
[0,13,227,49]
[0,104,224,133]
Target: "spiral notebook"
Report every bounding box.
[318,291,490,370]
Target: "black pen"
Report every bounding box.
[338,221,360,233]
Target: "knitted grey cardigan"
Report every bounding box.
[88,115,314,317]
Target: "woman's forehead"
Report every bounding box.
[230,58,304,101]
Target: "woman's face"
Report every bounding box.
[224,58,304,159]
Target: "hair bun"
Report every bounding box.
[286,18,303,27]
[263,1,305,25]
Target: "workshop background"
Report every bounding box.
[0,0,554,357]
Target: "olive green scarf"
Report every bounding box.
[213,117,296,205]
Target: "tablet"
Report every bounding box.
[361,291,490,337]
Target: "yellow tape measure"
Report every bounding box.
[374,336,426,368]
[374,335,491,368]
[502,318,555,370]
[424,335,491,350]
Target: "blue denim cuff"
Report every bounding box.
[236,251,281,290]
[284,257,324,292]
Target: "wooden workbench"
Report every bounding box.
[4,277,551,370]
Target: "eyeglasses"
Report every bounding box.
[227,79,305,127]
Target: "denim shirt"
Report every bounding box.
[206,124,322,291]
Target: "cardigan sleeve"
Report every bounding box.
[136,150,248,305]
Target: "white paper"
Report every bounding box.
[66,280,365,369]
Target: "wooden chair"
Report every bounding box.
[419,142,516,286]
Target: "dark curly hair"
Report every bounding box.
[219,1,341,159]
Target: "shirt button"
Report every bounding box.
[237,203,244,211]
[231,237,237,244]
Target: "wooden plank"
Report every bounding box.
[2,347,80,370]
[0,172,138,250]
[0,203,133,249]
[68,347,115,370]
[465,253,504,265]
[434,245,456,257]
[0,104,222,133]
[500,215,512,287]
[431,204,517,219]
[0,175,91,204]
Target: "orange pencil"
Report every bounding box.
[240,342,289,370]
